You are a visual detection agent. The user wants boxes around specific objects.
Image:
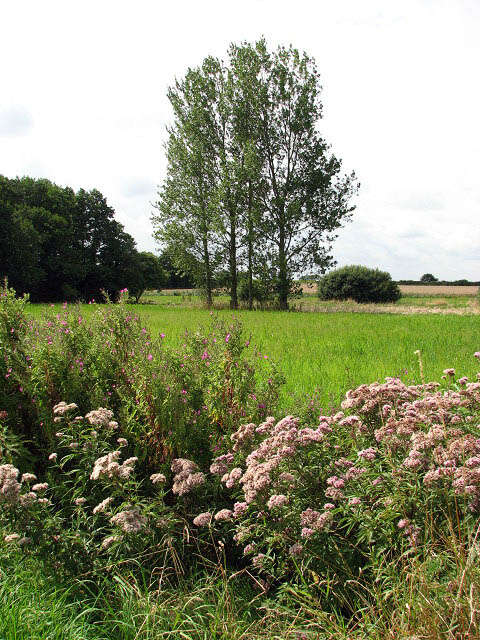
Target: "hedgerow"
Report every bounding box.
[0,283,284,467]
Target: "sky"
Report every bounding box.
[1,0,479,280]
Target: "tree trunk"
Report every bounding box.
[278,214,289,310]
[202,233,213,308]
[247,180,254,310]
[229,208,238,310]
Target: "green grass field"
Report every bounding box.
[28,299,480,411]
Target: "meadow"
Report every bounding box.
[2,288,480,640]
[28,294,480,412]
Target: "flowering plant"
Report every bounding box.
[0,402,176,577]
[187,358,480,604]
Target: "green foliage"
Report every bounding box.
[0,176,156,302]
[0,285,284,465]
[318,265,401,303]
[127,252,168,303]
[187,366,480,614]
[420,273,438,283]
[2,287,480,637]
[153,39,359,310]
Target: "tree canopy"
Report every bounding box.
[153,39,359,309]
[0,176,164,302]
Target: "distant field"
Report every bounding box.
[399,284,479,295]
[28,301,480,412]
[300,282,479,296]
[142,291,480,315]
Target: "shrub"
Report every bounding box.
[420,273,438,283]
[318,265,401,303]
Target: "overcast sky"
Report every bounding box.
[1,0,479,280]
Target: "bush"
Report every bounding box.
[420,273,438,283]
[318,265,401,303]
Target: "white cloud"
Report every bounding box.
[0,106,34,136]
[0,0,479,280]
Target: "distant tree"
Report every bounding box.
[420,273,438,283]
[128,252,168,303]
[0,175,141,301]
[157,249,195,289]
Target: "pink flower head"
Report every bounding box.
[289,542,303,557]
[233,501,248,517]
[193,512,212,527]
[443,368,455,377]
[267,494,288,509]
[358,447,377,461]
[252,553,266,568]
[214,508,233,522]
[474,352,480,359]
[225,333,231,343]
[147,354,153,361]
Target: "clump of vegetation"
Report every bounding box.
[318,264,401,303]
[0,177,167,302]
[420,273,439,283]
[0,283,284,465]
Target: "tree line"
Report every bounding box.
[153,39,359,310]
[0,175,167,302]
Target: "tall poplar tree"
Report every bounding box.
[154,61,222,307]
[154,40,359,310]
[253,40,359,309]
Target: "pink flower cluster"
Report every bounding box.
[53,401,78,416]
[193,512,212,527]
[210,453,234,476]
[0,464,21,504]
[171,458,205,496]
[221,467,243,488]
[0,464,51,507]
[267,494,288,509]
[110,507,146,533]
[90,451,137,481]
[85,408,115,427]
